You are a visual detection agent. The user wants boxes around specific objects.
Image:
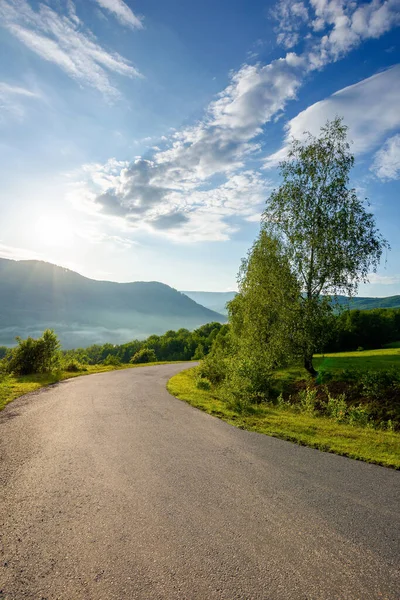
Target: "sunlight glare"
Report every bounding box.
[34,214,75,247]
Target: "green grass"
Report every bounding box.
[0,361,181,412]
[167,363,400,469]
[314,347,400,371]
[271,346,400,385]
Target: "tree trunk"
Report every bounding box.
[304,355,317,377]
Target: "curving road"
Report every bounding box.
[0,363,399,600]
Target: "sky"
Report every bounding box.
[0,0,399,294]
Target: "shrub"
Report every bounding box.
[7,330,60,375]
[222,354,273,410]
[325,391,348,422]
[103,354,121,366]
[347,404,370,427]
[64,360,87,372]
[298,386,318,415]
[196,377,211,391]
[275,392,292,409]
[198,350,227,385]
[360,369,400,400]
[130,348,157,364]
[316,368,333,385]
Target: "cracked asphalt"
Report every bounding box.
[0,363,399,599]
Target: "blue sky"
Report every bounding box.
[0,0,399,294]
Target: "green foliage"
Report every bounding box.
[103,353,122,366]
[360,369,400,400]
[325,391,348,422]
[198,349,228,385]
[63,359,87,372]
[298,387,318,415]
[222,355,274,410]
[219,230,301,407]
[264,117,388,374]
[6,329,61,375]
[195,376,211,391]
[347,404,370,427]
[326,307,400,352]
[62,322,224,366]
[315,367,333,384]
[130,347,157,364]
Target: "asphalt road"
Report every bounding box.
[0,363,399,600]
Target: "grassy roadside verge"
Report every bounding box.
[167,367,400,469]
[0,361,183,412]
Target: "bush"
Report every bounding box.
[347,404,370,427]
[360,369,400,400]
[103,354,121,366]
[64,360,87,372]
[222,354,273,410]
[325,391,348,422]
[316,368,333,385]
[130,348,157,364]
[198,350,227,385]
[196,377,211,391]
[7,330,60,375]
[298,387,318,415]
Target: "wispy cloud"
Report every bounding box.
[0,81,41,120]
[69,0,400,241]
[265,65,400,167]
[70,54,298,241]
[368,273,400,285]
[371,134,400,180]
[0,0,141,98]
[94,0,143,29]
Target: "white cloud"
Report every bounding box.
[0,82,41,120]
[265,65,400,166]
[69,55,300,240]
[0,0,141,98]
[94,0,143,29]
[273,0,400,69]
[272,0,309,49]
[69,0,399,242]
[371,134,400,180]
[368,273,400,285]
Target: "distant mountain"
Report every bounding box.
[0,259,226,348]
[182,291,237,315]
[335,295,400,310]
[183,290,400,315]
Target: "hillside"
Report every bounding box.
[336,295,400,310]
[182,291,237,315]
[183,291,400,315]
[0,259,226,348]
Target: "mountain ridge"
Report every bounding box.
[183,290,400,315]
[0,258,226,348]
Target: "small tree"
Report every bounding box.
[220,230,301,404]
[103,353,121,366]
[130,347,157,364]
[7,329,61,375]
[264,117,389,375]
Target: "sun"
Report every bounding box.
[34,214,74,247]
